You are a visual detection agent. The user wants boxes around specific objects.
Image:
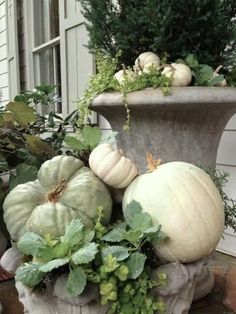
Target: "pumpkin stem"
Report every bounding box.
[214,65,223,75]
[146,153,162,172]
[46,179,67,203]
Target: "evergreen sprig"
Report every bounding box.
[207,168,236,232]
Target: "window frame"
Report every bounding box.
[23,0,60,93]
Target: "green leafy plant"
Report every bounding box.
[14,84,61,106]
[16,201,166,314]
[64,125,118,165]
[0,101,56,183]
[64,125,102,165]
[178,54,225,86]
[226,66,236,87]
[76,51,120,126]
[80,0,236,68]
[0,84,81,178]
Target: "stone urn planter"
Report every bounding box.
[91,87,236,172]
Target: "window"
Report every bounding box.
[23,0,61,113]
[18,0,95,117]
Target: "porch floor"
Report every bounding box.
[0,252,235,314]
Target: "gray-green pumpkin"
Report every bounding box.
[3,155,112,241]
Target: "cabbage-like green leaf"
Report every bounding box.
[71,242,98,265]
[66,266,87,297]
[39,257,70,272]
[15,263,45,287]
[126,253,146,279]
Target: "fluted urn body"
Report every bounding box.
[91,87,236,172]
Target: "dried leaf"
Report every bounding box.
[24,135,56,157]
[5,102,36,127]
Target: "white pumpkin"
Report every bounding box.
[3,155,112,241]
[89,143,138,189]
[162,63,192,86]
[123,161,224,263]
[213,74,227,87]
[134,52,160,72]
[114,69,136,85]
[212,65,227,87]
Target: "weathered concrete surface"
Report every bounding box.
[91,87,236,172]
[16,279,108,314]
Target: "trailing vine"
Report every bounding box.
[76,51,172,130]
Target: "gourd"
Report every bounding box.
[3,155,112,241]
[123,161,224,263]
[162,63,192,86]
[89,143,138,189]
[134,52,160,72]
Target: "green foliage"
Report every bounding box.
[14,84,60,106]
[226,66,236,87]
[179,54,225,86]
[207,168,236,232]
[80,0,236,68]
[16,218,97,294]
[76,51,119,126]
[16,202,166,313]
[9,164,38,190]
[64,125,102,164]
[0,84,81,190]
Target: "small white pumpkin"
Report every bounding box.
[213,74,227,87]
[134,52,160,72]
[114,69,136,85]
[89,143,138,189]
[162,63,192,86]
[212,65,227,87]
[123,161,224,263]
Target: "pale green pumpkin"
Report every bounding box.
[123,161,224,263]
[3,155,112,241]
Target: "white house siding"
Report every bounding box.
[216,114,236,256]
[0,0,8,106]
